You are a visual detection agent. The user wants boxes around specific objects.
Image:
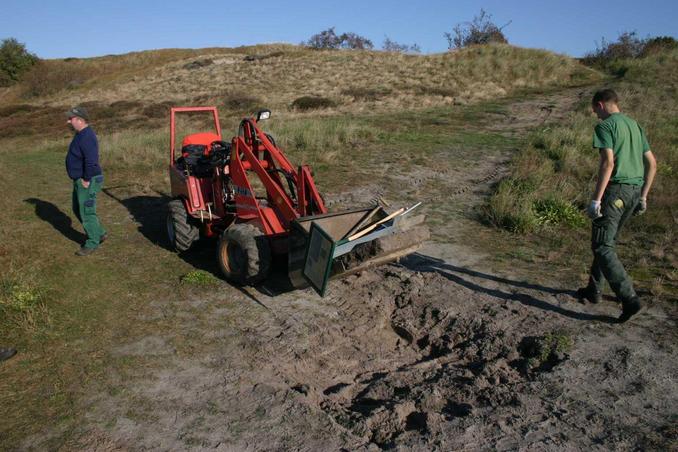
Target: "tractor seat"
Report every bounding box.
[177,133,230,177]
[182,133,222,153]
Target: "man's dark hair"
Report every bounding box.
[592,89,619,105]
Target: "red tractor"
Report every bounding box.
[167,107,427,294]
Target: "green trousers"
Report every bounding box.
[588,183,641,303]
[72,175,106,249]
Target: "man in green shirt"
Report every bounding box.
[578,89,657,323]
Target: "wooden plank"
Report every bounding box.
[347,207,405,242]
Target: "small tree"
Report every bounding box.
[0,38,39,87]
[305,28,374,50]
[339,32,373,50]
[595,31,644,60]
[305,27,343,49]
[382,37,421,53]
[444,9,509,50]
[582,31,676,67]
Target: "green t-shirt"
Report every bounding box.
[593,112,650,186]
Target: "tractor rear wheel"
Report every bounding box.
[166,198,199,252]
[217,223,271,285]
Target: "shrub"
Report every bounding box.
[291,96,336,110]
[519,331,574,372]
[382,37,421,53]
[223,93,262,112]
[640,36,678,57]
[341,32,374,50]
[305,27,373,50]
[183,58,213,70]
[533,198,586,228]
[445,9,509,49]
[583,32,678,68]
[0,38,39,86]
[243,51,285,62]
[484,178,537,233]
[142,101,174,118]
[0,104,40,118]
[584,31,644,66]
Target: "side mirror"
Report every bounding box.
[256,109,271,121]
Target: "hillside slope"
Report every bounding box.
[1,44,598,129]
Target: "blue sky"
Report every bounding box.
[1,0,676,58]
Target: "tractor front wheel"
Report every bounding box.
[217,223,271,285]
[166,198,199,252]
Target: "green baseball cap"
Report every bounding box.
[66,106,89,121]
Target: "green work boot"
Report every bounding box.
[618,297,642,323]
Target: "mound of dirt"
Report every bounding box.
[263,266,574,449]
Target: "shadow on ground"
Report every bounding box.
[24,198,86,245]
[102,188,296,301]
[401,253,618,324]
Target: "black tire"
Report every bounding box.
[217,223,271,285]
[166,198,199,252]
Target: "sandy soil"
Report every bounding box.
[27,90,677,451]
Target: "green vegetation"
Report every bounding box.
[304,27,374,50]
[291,96,337,111]
[445,9,509,49]
[519,330,574,372]
[582,31,678,68]
[180,270,220,286]
[541,330,574,359]
[382,37,421,54]
[0,274,48,332]
[0,38,38,87]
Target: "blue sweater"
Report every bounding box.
[65,126,102,181]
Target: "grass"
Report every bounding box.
[521,330,575,371]
[4,43,599,114]
[181,270,220,286]
[0,272,49,332]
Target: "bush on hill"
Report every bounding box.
[0,38,39,87]
[382,37,421,53]
[291,96,336,110]
[305,28,373,50]
[445,9,509,50]
[582,32,678,68]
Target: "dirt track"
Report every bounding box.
[30,91,677,451]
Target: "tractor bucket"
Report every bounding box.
[288,204,429,296]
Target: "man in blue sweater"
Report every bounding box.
[66,106,107,256]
